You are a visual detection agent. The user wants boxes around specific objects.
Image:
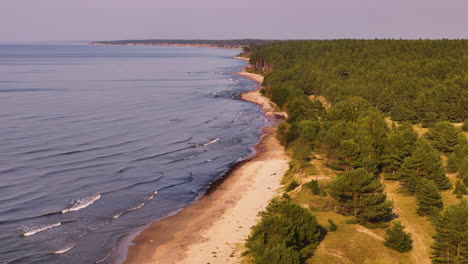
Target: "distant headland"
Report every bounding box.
[89,39,279,48]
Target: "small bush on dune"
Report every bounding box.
[304,179,321,195]
[328,219,337,232]
[286,180,300,192]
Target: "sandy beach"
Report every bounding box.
[236,70,287,120]
[122,62,289,264]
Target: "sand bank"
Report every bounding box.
[122,62,289,264]
[236,70,287,120]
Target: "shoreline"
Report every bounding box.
[119,59,289,264]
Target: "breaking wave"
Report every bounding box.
[61,194,101,214]
[204,137,219,146]
[195,137,220,147]
[112,191,157,219]
[21,222,61,237]
[95,248,114,263]
[53,242,77,254]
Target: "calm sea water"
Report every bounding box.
[0,43,264,264]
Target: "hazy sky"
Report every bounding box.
[1,0,467,41]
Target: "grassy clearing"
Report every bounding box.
[274,118,467,264]
[412,122,466,139]
[291,180,333,211]
[442,173,467,206]
[412,124,429,137]
[385,117,399,128]
[302,194,413,264]
[285,158,420,264]
[308,95,331,110]
[453,123,467,139]
[384,180,434,264]
[310,213,412,264]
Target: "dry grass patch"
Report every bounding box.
[308,94,331,110]
[282,155,438,264]
[441,173,467,206]
[309,211,412,264]
[412,124,429,137]
[289,168,414,264]
[384,180,434,264]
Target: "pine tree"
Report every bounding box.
[304,179,321,195]
[447,142,468,174]
[329,168,393,223]
[399,139,451,192]
[319,120,359,165]
[453,180,468,199]
[376,87,396,113]
[431,200,468,264]
[298,120,321,146]
[245,199,322,263]
[354,110,389,174]
[254,244,301,264]
[327,96,372,122]
[462,120,468,132]
[416,179,443,217]
[448,146,468,198]
[381,123,418,176]
[328,219,337,232]
[334,139,361,171]
[390,104,417,122]
[381,149,402,178]
[425,121,463,153]
[384,222,413,252]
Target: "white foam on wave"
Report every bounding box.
[203,138,219,146]
[61,194,101,214]
[112,191,157,219]
[21,222,61,237]
[129,202,145,211]
[53,242,77,254]
[95,248,114,264]
[145,190,157,201]
[89,220,112,232]
[112,212,123,219]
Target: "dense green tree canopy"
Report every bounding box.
[447,141,468,182]
[244,40,467,263]
[399,140,451,192]
[334,139,361,171]
[250,39,467,124]
[245,199,322,263]
[453,180,468,199]
[425,122,464,153]
[416,179,444,217]
[431,200,468,264]
[381,123,418,175]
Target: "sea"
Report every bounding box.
[0,43,265,263]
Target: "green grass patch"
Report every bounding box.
[309,212,413,264]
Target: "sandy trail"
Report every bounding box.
[384,180,433,264]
